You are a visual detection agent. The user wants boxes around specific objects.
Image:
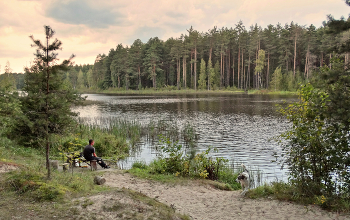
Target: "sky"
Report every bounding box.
[1,0,349,73]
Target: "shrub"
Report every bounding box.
[132,161,148,170]
[4,169,66,201]
[189,147,227,180]
[93,134,129,158]
[137,136,240,189]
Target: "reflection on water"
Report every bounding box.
[73,93,298,183]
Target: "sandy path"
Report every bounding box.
[103,171,349,220]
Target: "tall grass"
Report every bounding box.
[77,116,198,149]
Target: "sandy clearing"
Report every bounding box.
[100,171,349,220]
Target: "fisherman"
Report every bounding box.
[83,139,110,169]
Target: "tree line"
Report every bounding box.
[67,20,349,91]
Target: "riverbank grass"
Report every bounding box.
[0,139,190,220]
[247,181,350,213]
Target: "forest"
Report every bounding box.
[64,19,349,92]
[3,19,349,92]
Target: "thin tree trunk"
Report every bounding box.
[293,34,297,77]
[227,49,230,87]
[153,64,156,88]
[232,52,235,88]
[238,47,240,88]
[305,45,309,79]
[267,52,270,89]
[183,56,186,88]
[194,47,197,90]
[45,34,51,179]
[243,59,246,90]
[247,55,250,90]
[286,51,288,72]
[177,58,180,90]
[220,52,223,88]
[190,51,193,89]
[209,47,212,65]
[241,50,244,89]
[222,52,225,87]
[138,66,141,89]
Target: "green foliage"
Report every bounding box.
[254,49,265,74]
[51,124,130,161]
[278,83,336,195]
[132,161,148,170]
[248,181,350,212]
[198,58,207,89]
[217,166,240,190]
[61,138,86,153]
[277,59,350,201]
[0,63,22,137]
[0,91,22,137]
[4,169,66,201]
[209,61,220,90]
[2,153,105,202]
[131,136,240,190]
[269,66,283,91]
[13,26,84,151]
[189,147,228,180]
[93,134,129,159]
[155,135,185,175]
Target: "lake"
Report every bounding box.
[73,93,298,183]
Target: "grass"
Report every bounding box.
[0,137,190,220]
[76,116,199,151]
[248,89,298,95]
[246,181,350,213]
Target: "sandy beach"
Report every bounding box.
[89,170,349,220]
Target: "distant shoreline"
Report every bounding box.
[77,88,298,96]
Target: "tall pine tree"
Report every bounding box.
[16,26,83,178]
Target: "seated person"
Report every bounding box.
[83,139,110,169]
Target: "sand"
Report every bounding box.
[102,170,349,220]
[1,162,349,219]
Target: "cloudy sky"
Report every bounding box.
[1,0,349,73]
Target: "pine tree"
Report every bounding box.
[16,26,83,178]
[143,37,164,89]
[129,39,144,90]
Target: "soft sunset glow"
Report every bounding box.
[1,0,349,73]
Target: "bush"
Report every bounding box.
[3,163,104,202]
[278,81,350,197]
[133,136,240,189]
[60,138,86,153]
[4,169,66,201]
[93,134,129,159]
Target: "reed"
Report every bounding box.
[77,116,197,149]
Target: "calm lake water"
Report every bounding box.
[73,93,298,183]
